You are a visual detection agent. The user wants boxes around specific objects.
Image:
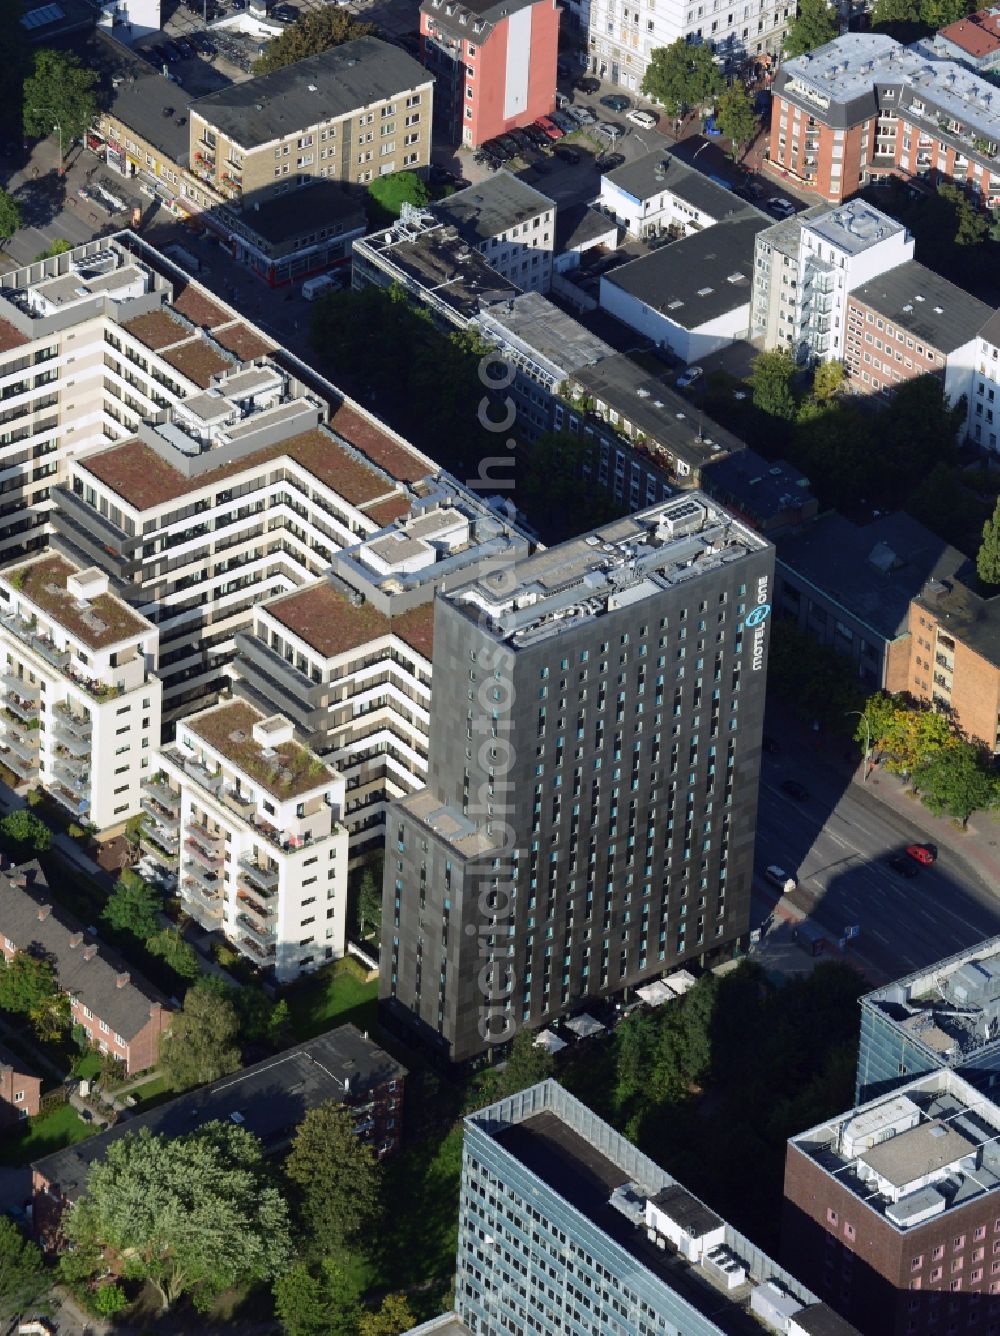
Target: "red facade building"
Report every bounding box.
[420,0,560,148]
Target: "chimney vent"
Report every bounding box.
[36,904,52,922]
[82,944,98,961]
[69,932,84,948]
[116,971,130,988]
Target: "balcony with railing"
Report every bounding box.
[184,833,224,870]
[0,613,71,671]
[221,785,256,820]
[236,913,276,950]
[54,701,92,740]
[0,746,35,781]
[183,879,224,922]
[146,777,181,812]
[143,819,179,859]
[238,854,279,893]
[935,652,954,672]
[0,721,39,766]
[237,888,276,928]
[181,859,223,895]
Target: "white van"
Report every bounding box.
[302,273,341,300]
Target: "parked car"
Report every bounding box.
[175,36,196,57]
[765,866,797,893]
[568,105,596,126]
[780,779,810,802]
[676,365,703,389]
[508,128,534,154]
[887,855,919,879]
[524,124,550,148]
[497,134,521,156]
[647,232,672,250]
[595,121,625,141]
[906,844,936,866]
[273,2,299,19]
[195,34,217,55]
[535,116,563,140]
[626,108,658,129]
[767,196,796,217]
[601,93,631,112]
[550,111,577,133]
[554,144,581,165]
[575,76,600,94]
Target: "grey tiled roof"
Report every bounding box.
[0,863,169,1042]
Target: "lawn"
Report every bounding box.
[73,1051,102,1080]
[0,1101,93,1167]
[127,1075,172,1111]
[284,959,378,1043]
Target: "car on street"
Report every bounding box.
[887,855,919,879]
[767,196,796,217]
[626,108,658,129]
[906,844,937,866]
[575,76,600,94]
[676,365,703,389]
[554,144,582,165]
[780,779,810,802]
[535,116,564,140]
[601,94,631,112]
[765,866,797,893]
[596,151,625,171]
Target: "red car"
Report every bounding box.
[535,116,564,140]
[906,844,936,866]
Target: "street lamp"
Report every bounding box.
[845,710,871,783]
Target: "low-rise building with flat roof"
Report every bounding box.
[0,554,161,832]
[599,148,751,240]
[600,215,769,365]
[31,1023,406,1246]
[453,1079,858,1335]
[856,934,1000,1105]
[431,171,556,294]
[701,450,818,537]
[784,1070,1000,1334]
[775,511,967,691]
[909,575,1000,753]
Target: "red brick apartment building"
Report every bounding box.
[783,1070,1000,1336]
[0,1041,41,1124]
[0,863,171,1076]
[420,0,559,148]
[769,33,1000,206]
[908,576,1000,754]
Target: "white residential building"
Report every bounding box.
[970,310,1000,453]
[598,149,748,240]
[751,200,914,361]
[585,0,793,90]
[0,554,161,833]
[149,700,348,982]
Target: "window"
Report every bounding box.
[826,1208,839,1226]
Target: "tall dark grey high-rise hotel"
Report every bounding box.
[380,496,774,1064]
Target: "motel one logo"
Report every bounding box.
[746,575,770,672]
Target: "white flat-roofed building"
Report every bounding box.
[0,553,160,833]
[151,699,347,981]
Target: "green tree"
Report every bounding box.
[913,739,998,825]
[22,49,98,149]
[0,808,51,852]
[939,183,988,247]
[857,691,905,764]
[273,1258,361,1336]
[101,868,162,943]
[469,1028,555,1110]
[64,1123,292,1312]
[93,1283,128,1316]
[749,348,798,420]
[33,237,71,261]
[357,865,383,937]
[268,997,293,1047]
[359,1294,418,1336]
[811,359,845,401]
[285,1100,382,1252]
[715,82,757,160]
[254,7,376,73]
[367,170,430,226]
[0,189,22,246]
[784,0,837,56]
[0,1216,48,1322]
[517,430,626,544]
[978,496,1000,587]
[641,40,724,117]
[146,926,200,982]
[0,950,67,1040]
[159,980,241,1091]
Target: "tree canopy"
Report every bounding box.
[641,40,724,117]
[273,1257,361,1336]
[0,190,21,246]
[101,868,162,943]
[0,808,51,852]
[748,348,798,420]
[515,429,626,544]
[22,49,98,148]
[285,1100,382,1253]
[979,497,1000,587]
[64,1123,292,1312]
[715,82,758,159]
[784,0,837,57]
[253,8,376,74]
[766,618,865,729]
[359,1293,418,1336]
[146,926,200,982]
[0,1216,48,1322]
[357,864,383,938]
[366,171,430,227]
[159,980,242,1091]
[468,1029,555,1111]
[0,950,68,1041]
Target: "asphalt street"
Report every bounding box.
[753,745,1000,983]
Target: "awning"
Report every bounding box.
[564,1013,605,1039]
[635,980,675,1008]
[533,1029,567,1055]
[663,969,698,997]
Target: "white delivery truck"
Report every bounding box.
[301,273,341,300]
